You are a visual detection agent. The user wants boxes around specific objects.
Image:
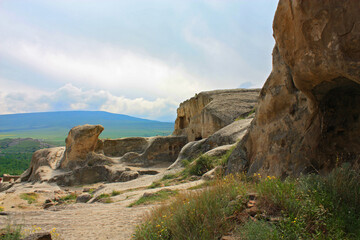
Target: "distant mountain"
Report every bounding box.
[0,111,174,144]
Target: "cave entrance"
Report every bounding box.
[179,117,185,129]
[315,78,360,169]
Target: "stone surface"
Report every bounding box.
[173,89,259,141]
[22,233,52,240]
[102,137,148,157]
[227,0,360,177]
[21,123,186,185]
[0,182,13,193]
[20,147,65,182]
[61,124,104,169]
[76,193,92,203]
[169,118,252,169]
[202,166,223,180]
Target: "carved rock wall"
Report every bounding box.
[228,0,360,177]
[173,89,260,142]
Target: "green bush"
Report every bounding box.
[188,155,214,176]
[256,164,360,239]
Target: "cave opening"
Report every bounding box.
[179,116,185,129]
[314,78,360,170]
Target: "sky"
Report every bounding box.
[0,0,278,122]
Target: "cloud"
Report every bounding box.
[0,83,178,121]
[0,37,210,102]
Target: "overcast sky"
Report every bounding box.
[0,0,278,122]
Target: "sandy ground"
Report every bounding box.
[0,165,202,240]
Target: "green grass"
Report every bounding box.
[19,193,38,204]
[0,224,22,240]
[133,175,246,239]
[95,193,113,203]
[111,190,122,196]
[53,193,78,204]
[0,206,3,212]
[148,150,234,190]
[134,164,360,240]
[129,189,179,207]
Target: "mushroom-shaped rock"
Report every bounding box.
[61,124,104,169]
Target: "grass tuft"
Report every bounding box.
[20,193,38,204]
[129,189,178,207]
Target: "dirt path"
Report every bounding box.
[0,166,202,239]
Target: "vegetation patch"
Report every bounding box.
[111,190,122,196]
[20,193,38,204]
[134,164,360,240]
[0,206,3,212]
[129,189,179,207]
[148,149,234,190]
[133,175,246,239]
[95,193,113,203]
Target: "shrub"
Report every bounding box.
[188,155,214,176]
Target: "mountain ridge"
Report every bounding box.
[0,111,174,143]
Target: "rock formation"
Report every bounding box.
[227,0,360,177]
[170,118,252,169]
[61,124,104,169]
[20,124,187,186]
[101,136,187,166]
[173,89,260,142]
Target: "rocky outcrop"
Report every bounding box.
[170,118,252,169]
[173,89,259,141]
[227,0,360,177]
[101,136,187,166]
[21,147,65,182]
[102,137,148,157]
[61,124,104,169]
[21,124,187,185]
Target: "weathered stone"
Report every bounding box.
[20,147,65,182]
[61,124,104,169]
[76,193,92,203]
[228,0,360,177]
[22,232,52,240]
[102,137,148,157]
[201,166,223,181]
[173,89,259,142]
[0,182,13,193]
[169,118,251,169]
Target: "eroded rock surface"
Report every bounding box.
[228,0,360,177]
[170,118,252,169]
[173,89,259,141]
[61,124,104,169]
[21,125,186,186]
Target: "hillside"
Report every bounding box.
[0,138,56,176]
[0,111,174,144]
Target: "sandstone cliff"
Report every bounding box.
[173,89,260,142]
[228,0,360,177]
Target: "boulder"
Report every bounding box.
[0,182,13,193]
[173,89,260,141]
[76,193,92,203]
[20,147,65,182]
[227,0,360,177]
[61,124,104,169]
